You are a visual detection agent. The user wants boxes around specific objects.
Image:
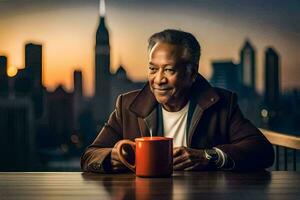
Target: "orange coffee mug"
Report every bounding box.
[116,137,173,177]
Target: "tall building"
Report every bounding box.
[46,85,74,146]
[239,40,256,91]
[94,0,111,123]
[0,98,36,171]
[25,43,42,88]
[74,70,83,98]
[73,70,83,129]
[0,56,8,96]
[24,43,44,118]
[264,47,280,107]
[210,61,239,92]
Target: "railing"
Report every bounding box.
[260,128,300,171]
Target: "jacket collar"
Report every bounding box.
[129,74,220,118]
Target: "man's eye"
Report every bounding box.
[164,68,175,74]
[149,66,158,73]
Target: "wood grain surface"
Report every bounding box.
[0,171,299,200]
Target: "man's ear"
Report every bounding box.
[185,62,198,82]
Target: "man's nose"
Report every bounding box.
[154,70,167,85]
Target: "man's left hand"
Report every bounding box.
[173,147,210,171]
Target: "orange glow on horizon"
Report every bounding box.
[1,4,299,97]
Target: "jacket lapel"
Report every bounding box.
[137,118,149,137]
[187,104,203,146]
[143,108,158,136]
[186,75,220,147]
[129,84,159,137]
[129,84,157,118]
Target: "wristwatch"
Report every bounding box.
[204,149,219,164]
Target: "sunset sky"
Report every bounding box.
[0,0,299,97]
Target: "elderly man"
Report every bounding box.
[81,29,274,172]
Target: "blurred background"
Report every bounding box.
[0,0,299,171]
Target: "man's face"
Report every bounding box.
[148,42,195,111]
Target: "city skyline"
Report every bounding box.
[0,0,299,97]
[1,0,300,172]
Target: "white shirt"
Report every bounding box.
[162,101,190,147]
[161,101,230,169]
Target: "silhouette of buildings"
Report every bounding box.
[239,40,256,92]
[211,39,258,95]
[73,70,83,129]
[0,98,36,171]
[74,70,83,99]
[93,0,145,124]
[2,0,300,172]
[46,85,74,147]
[210,61,239,93]
[208,40,295,132]
[264,47,280,108]
[22,0,145,169]
[277,89,300,134]
[12,43,45,119]
[259,47,281,130]
[0,56,8,97]
[210,40,261,125]
[94,0,111,123]
[110,65,144,109]
[25,43,43,87]
[27,43,44,119]
[0,43,46,171]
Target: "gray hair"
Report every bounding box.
[148,29,201,69]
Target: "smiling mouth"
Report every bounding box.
[153,88,171,94]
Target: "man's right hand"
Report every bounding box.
[110,140,133,172]
[111,147,127,172]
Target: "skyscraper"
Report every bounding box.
[210,61,239,92]
[0,98,36,171]
[46,85,74,146]
[239,40,256,91]
[264,47,280,107]
[74,70,83,128]
[94,0,111,123]
[25,43,42,88]
[0,56,8,96]
[22,43,44,118]
[74,70,83,99]
[0,56,7,76]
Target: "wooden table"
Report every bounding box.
[0,171,299,200]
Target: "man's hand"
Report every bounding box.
[110,147,127,172]
[110,140,135,172]
[173,146,210,171]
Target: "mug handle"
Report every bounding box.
[116,140,136,172]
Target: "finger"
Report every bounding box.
[111,154,120,162]
[184,162,203,171]
[111,159,125,168]
[111,164,127,172]
[173,154,205,166]
[173,154,187,165]
[173,147,185,157]
[111,149,120,160]
[173,158,193,171]
[112,166,127,172]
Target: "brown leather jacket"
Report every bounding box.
[81,74,274,172]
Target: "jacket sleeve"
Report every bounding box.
[80,95,124,173]
[216,93,274,170]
